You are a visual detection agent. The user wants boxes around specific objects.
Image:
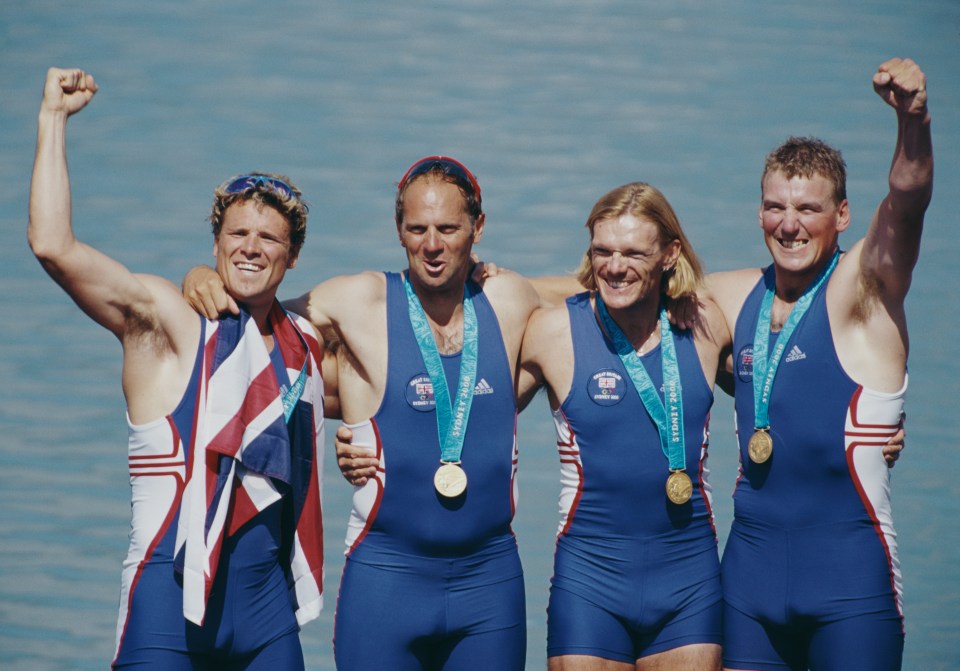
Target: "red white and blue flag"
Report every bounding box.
[175,301,325,626]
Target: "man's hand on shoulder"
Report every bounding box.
[665,293,702,332]
[182,265,237,319]
[469,255,500,285]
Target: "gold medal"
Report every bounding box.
[665,470,693,505]
[748,429,773,464]
[434,462,467,498]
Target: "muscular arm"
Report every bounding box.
[29,68,193,344]
[516,313,548,413]
[857,57,933,302]
[690,297,732,390]
[28,68,144,338]
[479,269,543,366]
[516,306,573,413]
[183,263,378,349]
[29,68,201,423]
[282,272,380,343]
[288,273,390,422]
[528,274,586,308]
[828,58,932,393]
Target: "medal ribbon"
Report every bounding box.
[403,273,479,464]
[752,249,840,429]
[597,296,685,471]
[281,363,308,423]
[267,309,309,424]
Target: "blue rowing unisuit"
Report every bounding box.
[334,272,525,671]
[547,292,721,662]
[724,265,906,671]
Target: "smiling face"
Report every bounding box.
[398,176,484,296]
[213,199,297,311]
[760,170,849,290]
[590,214,680,313]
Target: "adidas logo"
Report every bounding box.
[474,378,495,395]
[784,345,806,363]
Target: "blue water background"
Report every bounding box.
[1,1,958,669]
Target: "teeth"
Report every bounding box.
[237,263,260,271]
[607,281,628,288]
[780,240,808,249]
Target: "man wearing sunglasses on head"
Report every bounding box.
[29,68,332,670]
[184,156,553,670]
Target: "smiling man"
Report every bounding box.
[29,68,329,670]
[516,182,731,671]
[704,57,933,671]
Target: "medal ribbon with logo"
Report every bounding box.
[403,273,478,497]
[749,249,840,464]
[597,296,691,505]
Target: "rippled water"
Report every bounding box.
[2,1,958,669]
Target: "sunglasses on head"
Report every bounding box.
[225,175,299,200]
[397,156,481,199]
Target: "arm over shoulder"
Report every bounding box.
[528,273,586,308]
[284,271,386,339]
[703,268,762,334]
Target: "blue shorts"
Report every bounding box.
[722,518,903,670]
[334,539,526,671]
[113,629,303,671]
[113,506,302,670]
[547,532,722,663]
[723,601,903,671]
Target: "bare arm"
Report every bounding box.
[858,57,933,302]
[516,306,572,412]
[516,312,548,413]
[183,263,363,340]
[528,274,586,308]
[30,68,126,336]
[29,68,205,424]
[28,68,186,341]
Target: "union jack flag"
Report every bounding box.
[174,301,325,626]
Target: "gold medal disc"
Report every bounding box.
[434,462,468,498]
[748,429,773,464]
[665,470,693,505]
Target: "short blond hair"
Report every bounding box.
[209,172,309,256]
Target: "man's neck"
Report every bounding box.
[406,272,467,324]
[770,251,839,331]
[775,272,817,304]
[773,248,839,303]
[601,295,662,355]
[406,272,467,355]
[236,299,276,347]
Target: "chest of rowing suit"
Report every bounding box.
[546,292,721,660]
[724,265,905,632]
[333,272,525,670]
